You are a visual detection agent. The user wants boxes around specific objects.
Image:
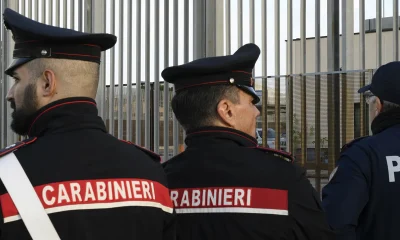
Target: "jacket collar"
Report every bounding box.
[185,126,258,147]
[28,97,107,137]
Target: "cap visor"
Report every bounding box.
[5,58,33,76]
[357,84,371,94]
[237,85,260,104]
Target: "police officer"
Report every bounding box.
[322,61,400,240]
[161,43,335,240]
[0,8,175,239]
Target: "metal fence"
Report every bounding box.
[0,1,398,192]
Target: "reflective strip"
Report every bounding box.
[0,153,60,240]
[176,207,288,215]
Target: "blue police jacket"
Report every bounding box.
[322,124,400,240]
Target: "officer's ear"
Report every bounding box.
[39,69,57,97]
[216,98,236,128]
[376,97,383,113]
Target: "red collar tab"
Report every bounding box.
[255,146,294,163]
[119,140,161,163]
[0,137,37,158]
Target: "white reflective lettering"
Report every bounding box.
[246,189,252,206]
[132,181,143,198]
[387,156,400,182]
[223,189,233,205]
[70,183,82,202]
[170,190,178,207]
[96,182,107,201]
[114,181,126,200]
[192,190,201,206]
[142,181,151,199]
[58,184,71,203]
[207,189,217,206]
[150,182,156,199]
[42,186,55,205]
[234,189,245,206]
[181,190,190,207]
[84,182,96,201]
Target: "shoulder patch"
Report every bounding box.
[0,137,37,158]
[255,146,294,163]
[340,136,369,153]
[119,140,161,163]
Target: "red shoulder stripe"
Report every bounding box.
[0,137,37,158]
[250,146,294,163]
[119,140,161,163]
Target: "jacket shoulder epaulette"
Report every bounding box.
[255,146,294,163]
[340,136,369,153]
[120,140,161,163]
[0,137,37,158]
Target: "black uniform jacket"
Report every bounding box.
[322,124,400,240]
[0,97,175,240]
[163,126,335,240]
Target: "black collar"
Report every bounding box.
[28,97,107,137]
[185,126,258,148]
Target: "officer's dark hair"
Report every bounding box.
[171,85,240,131]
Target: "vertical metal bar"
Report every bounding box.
[49,0,53,25]
[127,0,133,142]
[145,0,151,148]
[261,0,267,147]
[35,0,38,21]
[193,0,205,59]
[136,0,142,144]
[41,0,46,23]
[376,0,382,67]
[250,0,254,43]
[153,0,160,152]
[394,0,399,61]
[315,0,321,193]
[109,0,115,136]
[360,0,366,136]
[118,0,124,139]
[341,0,347,146]
[182,0,189,148]
[63,0,67,27]
[300,0,307,166]
[84,0,93,33]
[55,0,59,26]
[79,0,83,31]
[172,0,179,155]
[27,0,31,18]
[225,0,230,55]
[20,0,25,15]
[287,0,293,154]
[274,0,280,150]
[237,0,242,47]
[205,0,216,57]
[163,0,169,160]
[93,0,106,119]
[71,0,75,29]
[327,0,340,171]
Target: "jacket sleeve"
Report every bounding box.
[322,145,370,240]
[286,164,336,240]
[163,209,176,240]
